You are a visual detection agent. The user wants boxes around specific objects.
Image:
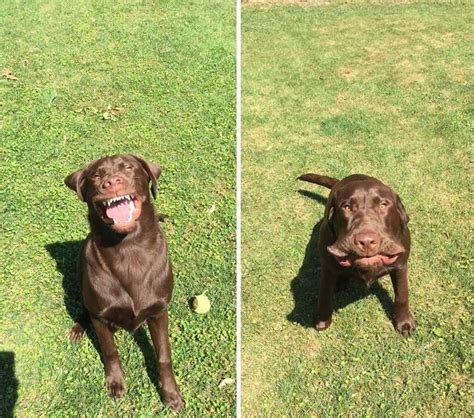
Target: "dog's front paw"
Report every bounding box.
[106,374,126,399]
[315,318,332,331]
[394,311,415,337]
[161,389,184,411]
[69,323,85,343]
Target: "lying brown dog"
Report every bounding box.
[298,173,415,337]
[65,154,183,410]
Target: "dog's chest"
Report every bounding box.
[83,243,169,332]
[101,297,165,332]
[351,264,395,286]
[95,275,166,332]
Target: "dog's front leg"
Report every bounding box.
[315,266,337,331]
[91,317,126,399]
[390,266,415,337]
[147,310,184,411]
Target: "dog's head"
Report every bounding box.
[65,154,161,233]
[325,177,409,269]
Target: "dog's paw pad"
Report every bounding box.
[69,323,85,343]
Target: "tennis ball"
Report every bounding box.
[193,293,210,314]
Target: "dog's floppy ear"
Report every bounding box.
[65,169,87,201]
[396,194,409,227]
[325,191,336,222]
[327,206,334,222]
[324,193,337,237]
[134,156,161,199]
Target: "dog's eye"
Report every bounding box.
[125,165,134,171]
[91,173,100,180]
[342,204,351,212]
[380,201,389,209]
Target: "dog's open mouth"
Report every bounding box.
[334,253,401,268]
[95,194,142,229]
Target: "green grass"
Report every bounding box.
[0,0,235,416]
[242,2,473,416]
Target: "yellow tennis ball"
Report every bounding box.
[193,293,210,314]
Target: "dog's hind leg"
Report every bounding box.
[69,307,90,343]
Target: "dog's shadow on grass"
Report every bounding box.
[132,329,162,395]
[46,241,101,354]
[46,241,163,395]
[0,351,18,418]
[287,190,394,327]
[45,241,84,326]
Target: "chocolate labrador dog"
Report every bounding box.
[65,154,183,410]
[298,173,415,337]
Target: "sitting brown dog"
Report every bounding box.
[65,154,183,410]
[298,173,415,337]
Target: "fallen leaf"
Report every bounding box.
[75,106,100,115]
[102,105,125,121]
[208,204,216,214]
[218,378,234,389]
[2,68,18,81]
[110,106,124,116]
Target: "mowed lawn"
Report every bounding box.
[242,2,472,416]
[0,0,235,416]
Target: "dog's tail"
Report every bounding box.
[297,173,339,189]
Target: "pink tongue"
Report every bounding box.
[106,201,131,223]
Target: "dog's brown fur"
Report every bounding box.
[299,173,415,336]
[65,154,183,410]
